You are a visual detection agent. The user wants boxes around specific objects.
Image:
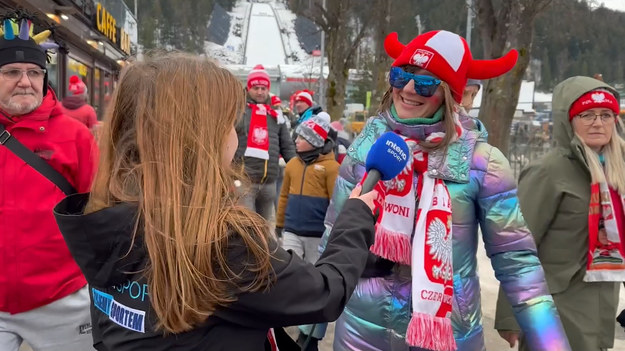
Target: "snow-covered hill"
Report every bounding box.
[205,0,315,68]
[245,3,286,65]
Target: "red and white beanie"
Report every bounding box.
[296,115,330,148]
[295,91,313,107]
[384,30,519,103]
[247,64,270,90]
[68,75,87,95]
[270,94,281,107]
[569,90,619,121]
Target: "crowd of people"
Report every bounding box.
[1,9,624,351]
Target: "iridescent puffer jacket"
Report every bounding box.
[319,111,570,351]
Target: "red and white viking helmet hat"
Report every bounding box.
[384,30,519,103]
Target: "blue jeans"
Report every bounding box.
[275,168,284,209]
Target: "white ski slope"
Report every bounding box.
[244,3,286,66]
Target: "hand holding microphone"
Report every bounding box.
[349,185,378,211]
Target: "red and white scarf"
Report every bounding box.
[244,103,277,160]
[584,179,625,281]
[363,122,462,351]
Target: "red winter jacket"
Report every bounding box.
[0,90,98,314]
[61,95,98,130]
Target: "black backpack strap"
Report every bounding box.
[0,123,76,195]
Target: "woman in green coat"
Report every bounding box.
[495,76,625,351]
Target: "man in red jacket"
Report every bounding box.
[61,75,98,131]
[0,15,97,351]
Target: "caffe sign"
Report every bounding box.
[95,2,131,55]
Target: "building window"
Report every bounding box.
[46,51,59,95]
[94,68,101,118]
[104,70,114,109]
[66,56,92,103]
[92,68,115,120]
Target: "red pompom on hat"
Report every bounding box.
[569,90,619,121]
[270,94,281,106]
[247,64,270,90]
[295,91,313,107]
[384,30,518,103]
[68,75,86,95]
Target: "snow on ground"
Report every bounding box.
[271,1,314,64]
[205,41,242,64]
[271,0,326,79]
[205,1,249,64]
[534,91,552,103]
[244,3,287,66]
[473,80,537,112]
[599,0,625,12]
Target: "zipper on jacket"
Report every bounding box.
[260,159,268,183]
[299,163,308,195]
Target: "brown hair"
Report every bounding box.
[377,65,459,150]
[87,52,273,333]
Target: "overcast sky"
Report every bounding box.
[599,0,625,12]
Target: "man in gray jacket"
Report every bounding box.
[235,64,295,221]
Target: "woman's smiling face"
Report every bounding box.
[391,67,444,119]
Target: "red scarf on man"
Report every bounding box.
[245,103,277,160]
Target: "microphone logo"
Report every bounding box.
[385,139,408,162]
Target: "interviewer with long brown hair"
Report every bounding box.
[52,52,378,351]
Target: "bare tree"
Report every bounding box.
[289,0,371,120]
[475,0,552,154]
[368,0,392,116]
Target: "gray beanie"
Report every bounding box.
[296,116,331,148]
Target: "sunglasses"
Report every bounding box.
[388,66,441,97]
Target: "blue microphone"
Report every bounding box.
[361,131,410,193]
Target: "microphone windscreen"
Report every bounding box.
[365,131,410,181]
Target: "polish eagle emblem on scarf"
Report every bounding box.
[252,127,268,144]
[427,217,453,282]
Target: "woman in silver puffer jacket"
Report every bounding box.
[307,30,572,351]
